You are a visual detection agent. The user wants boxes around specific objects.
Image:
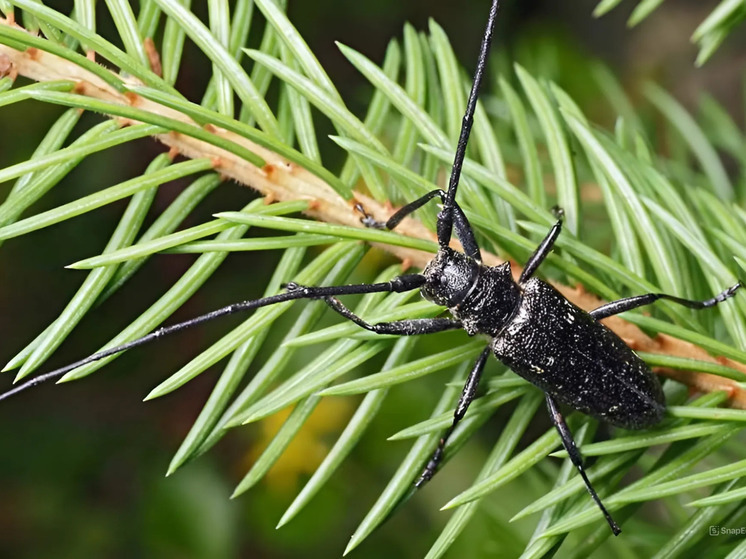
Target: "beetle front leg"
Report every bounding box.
[356,189,443,230]
[322,296,462,335]
[545,394,621,536]
[416,347,491,488]
[356,189,482,261]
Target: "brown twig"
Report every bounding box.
[1,18,745,407]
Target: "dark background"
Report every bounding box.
[0,1,743,558]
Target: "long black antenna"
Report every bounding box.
[0,277,425,402]
[436,0,500,248]
[1,2,502,401]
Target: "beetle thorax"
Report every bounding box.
[421,248,521,336]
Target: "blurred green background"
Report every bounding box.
[0,1,744,558]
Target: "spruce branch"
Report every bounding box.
[0,16,744,407]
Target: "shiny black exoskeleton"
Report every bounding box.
[351,184,739,538]
[1,0,740,538]
[422,246,665,430]
[365,197,736,537]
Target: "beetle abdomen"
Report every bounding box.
[491,279,665,429]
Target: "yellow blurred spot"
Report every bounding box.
[243,398,354,493]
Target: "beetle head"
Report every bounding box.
[421,248,480,308]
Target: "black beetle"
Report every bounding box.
[0,0,740,536]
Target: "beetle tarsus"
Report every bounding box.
[354,202,387,229]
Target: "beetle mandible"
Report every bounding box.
[0,0,741,536]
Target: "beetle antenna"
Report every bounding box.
[437,0,500,249]
[0,275,425,402]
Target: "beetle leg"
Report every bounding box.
[416,347,491,487]
[590,283,741,321]
[356,189,444,230]
[518,213,564,285]
[322,296,462,335]
[545,394,621,536]
[357,189,482,261]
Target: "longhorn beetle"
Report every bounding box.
[0,0,741,536]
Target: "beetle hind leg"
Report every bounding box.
[590,283,741,321]
[545,394,622,536]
